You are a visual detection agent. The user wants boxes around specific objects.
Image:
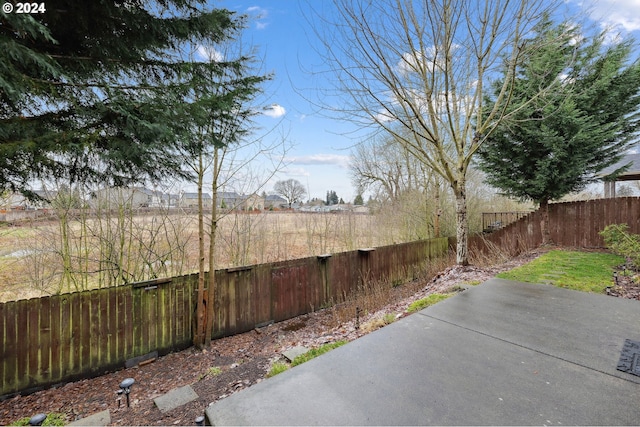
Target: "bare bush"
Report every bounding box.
[327,252,455,328]
[1,210,456,301]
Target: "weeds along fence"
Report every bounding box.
[469,197,640,256]
[0,237,449,398]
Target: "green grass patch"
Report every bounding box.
[382,313,396,324]
[11,413,66,426]
[208,366,222,376]
[267,341,349,378]
[291,341,348,366]
[198,365,223,381]
[496,250,623,293]
[407,293,452,313]
[0,227,35,239]
[266,361,289,378]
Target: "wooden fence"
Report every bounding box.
[0,237,449,398]
[5,197,637,398]
[481,211,532,233]
[470,197,640,255]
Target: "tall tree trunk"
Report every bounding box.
[540,198,552,245]
[434,182,441,238]
[455,184,469,266]
[205,210,217,346]
[205,148,220,346]
[194,154,207,349]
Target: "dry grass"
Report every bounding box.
[325,252,456,329]
[0,211,431,302]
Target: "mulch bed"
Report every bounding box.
[607,263,640,300]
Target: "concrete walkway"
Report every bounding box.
[206,278,640,425]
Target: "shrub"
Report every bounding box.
[600,224,640,268]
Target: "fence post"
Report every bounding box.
[317,254,332,307]
[357,248,375,289]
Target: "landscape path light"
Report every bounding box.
[119,377,135,407]
[28,413,47,426]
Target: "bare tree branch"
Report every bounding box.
[309,0,554,264]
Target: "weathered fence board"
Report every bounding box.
[471,197,640,255]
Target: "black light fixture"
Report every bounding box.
[195,415,205,426]
[119,378,135,407]
[116,389,124,407]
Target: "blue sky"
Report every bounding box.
[208,0,640,202]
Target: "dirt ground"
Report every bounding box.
[1,247,638,426]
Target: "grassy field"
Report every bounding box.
[0,211,422,301]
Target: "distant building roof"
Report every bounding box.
[599,153,640,181]
[132,186,155,196]
[33,189,57,200]
[218,192,241,199]
[181,192,211,199]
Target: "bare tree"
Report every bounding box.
[350,132,429,202]
[273,179,307,208]
[179,31,272,347]
[180,29,296,347]
[311,0,552,265]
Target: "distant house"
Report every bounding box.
[161,193,180,207]
[179,192,212,208]
[265,194,288,209]
[216,192,264,211]
[242,194,264,211]
[217,192,242,209]
[91,186,162,209]
[352,205,369,214]
[7,189,58,210]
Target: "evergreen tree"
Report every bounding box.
[1,1,243,194]
[331,192,339,205]
[326,190,339,205]
[2,2,269,348]
[353,194,364,205]
[478,18,640,243]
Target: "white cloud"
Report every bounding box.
[281,167,311,177]
[247,6,265,15]
[196,45,223,62]
[247,6,268,30]
[264,104,286,118]
[286,154,352,168]
[581,0,640,33]
[397,44,460,77]
[374,109,396,123]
